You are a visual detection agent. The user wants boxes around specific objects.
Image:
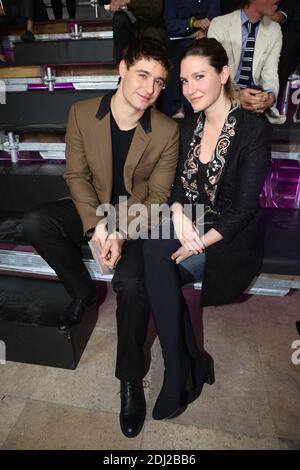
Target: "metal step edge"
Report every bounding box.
[0,249,112,282]
[1,249,298,295]
[6,31,113,43]
[3,76,118,84]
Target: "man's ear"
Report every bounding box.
[119,60,128,79]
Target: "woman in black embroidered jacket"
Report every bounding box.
[143,38,272,420]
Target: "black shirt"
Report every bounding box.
[110,112,135,206]
[197,160,210,206]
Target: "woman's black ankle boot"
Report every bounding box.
[152,356,190,420]
[187,351,215,405]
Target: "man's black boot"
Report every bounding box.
[119,379,146,438]
[21,30,36,43]
[57,293,97,332]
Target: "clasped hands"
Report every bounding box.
[193,17,210,39]
[92,224,125,269]
[91,211,205,267]
[239,88,275,114]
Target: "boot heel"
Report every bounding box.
[185,369,194,391]
[204,355,215,385]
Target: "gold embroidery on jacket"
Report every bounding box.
[181,102,238,205]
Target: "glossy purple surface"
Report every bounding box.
[27,83,75,90]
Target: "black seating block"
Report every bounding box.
[0,90,106,127]
[0,124,67,132]
[14,38,114,65]
[0,163,69,212]
[0,212,25,244]
[272,122,300,143]
[262,207,300,276]
[0,164,69,211]
[0,276,98,369]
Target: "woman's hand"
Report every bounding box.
[172,208,205,252]
[171,246,198,264]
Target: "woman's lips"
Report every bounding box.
[190,96,203,103]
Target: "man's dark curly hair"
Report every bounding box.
[123,37,171,76]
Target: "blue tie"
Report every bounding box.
[238,21,259,88]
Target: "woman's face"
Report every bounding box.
[180,55,228,112]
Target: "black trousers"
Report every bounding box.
[22,199,150,380]
[142,234,203,380]
[1,0,47,22]
[160,38,194,117]
[112,10,136,64]
[0,0,29,26]
[50,0,76,19]
[21,0,34,19]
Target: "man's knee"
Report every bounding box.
[112,275,144,297]
[22,207,49,241]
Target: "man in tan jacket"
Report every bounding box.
[23,38,179,438]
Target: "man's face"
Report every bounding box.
[118,58,167,112]
[254,0,279,16]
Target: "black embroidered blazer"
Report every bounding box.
[170,106,272,306]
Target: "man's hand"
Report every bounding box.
[92,223,108,249]
[194,29,207,39]
[171,246,198,264]
[270,11,286,24]
[101,231,125,268]
[109,0,129,12]
[194,18,210,31]
[239,88,274,113]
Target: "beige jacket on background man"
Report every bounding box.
[208,9,283,123]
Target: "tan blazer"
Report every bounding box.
[208,9,282,98]
[64,95,179,236]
